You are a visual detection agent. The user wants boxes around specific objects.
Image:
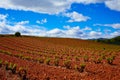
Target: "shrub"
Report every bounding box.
[15,54,23,58]
[18,67,23,76]
[18,67,27,80]
[4,51,12,55]
[64,60,71,69]
[22,56,32,60]
[45,58,51,65]
[100,53,106,59]
[5,61,9,70]
[54,58,59,66]
[106,57,113,64]
[74,65,79,71]
[74,63,86,72]
[12,64,17,74]
[67,56,71,60]
[0,59,2,67]
[8,62,13,70]
[0,50,3,53]
[103,48,105,50]
[80,63,86,72]
[94,57,102,64]
[98,57,102,63]
[83,55,89,62]
[15,32,21,37]
[111,55,116,60]
[75,56,79,61]
[37,58,44,63]
[44,76,50,80]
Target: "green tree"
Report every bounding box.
[15,32,21,37]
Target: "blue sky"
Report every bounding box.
[0,0,120,39]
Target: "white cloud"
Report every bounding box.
[0,14,8,29]
[47,28,64,37]
[82,26,92,31]
[90,31,102,36]
[105,0,120,11]
[36,18,47,24]
[0,14,45,34]
[47,26,102,39]
[0,0,71,14]
[64,11,90,22]
[47,28,62,34]
[88,31,102,39]
[0,0,119,15]
[109,23,120,29]
[65,26,83,37]
[94,23,120,29]
[36,20,40,24]
[63,25,71,29]
[70,0,106,4]
[0,14,120,39]
[104,29,111,33]
[110,31,120,37]
[0,14,8,21]
[46,26,83,38]
[16,21,29,25]
[0,14,84,38]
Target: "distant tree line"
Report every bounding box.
[95,36,120,45]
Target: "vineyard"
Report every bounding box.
[0,36,120,80]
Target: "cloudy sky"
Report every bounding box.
[0,0,120,39]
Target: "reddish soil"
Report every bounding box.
[0,36,120,80]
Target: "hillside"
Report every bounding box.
[0,36,120,80]
[95,36,120,45]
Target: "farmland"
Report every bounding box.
[0,36,120,80]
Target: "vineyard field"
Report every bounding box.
[0,36,120,80]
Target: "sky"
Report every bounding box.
[0,0,120,39]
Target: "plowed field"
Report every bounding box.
[0,36,120,80]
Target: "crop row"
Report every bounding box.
[0,52,84,80]
[0,48,116,73]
